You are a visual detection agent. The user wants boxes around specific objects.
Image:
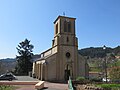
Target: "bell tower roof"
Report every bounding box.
[54,16,76,24]
[53,15,76,37]
[53,15,78,47]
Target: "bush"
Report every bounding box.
[74,77,89,84]
[76,77,85,81]
[90,78,102,82]
[111,79,120,83]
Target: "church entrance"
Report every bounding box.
[64,64,71,81]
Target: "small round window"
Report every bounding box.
[66,52,71,58]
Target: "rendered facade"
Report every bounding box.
[32,16,89,82]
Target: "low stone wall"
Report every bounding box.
[0,81,45,90]
[0,81,39,85]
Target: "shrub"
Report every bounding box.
[74,76,89,84]
[76,76,85,81]
[90,78,102,82]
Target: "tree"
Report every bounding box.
[113,46,120,55]
[15,39,34,75]
[109,66,120,82]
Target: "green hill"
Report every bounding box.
[78,46,120,58]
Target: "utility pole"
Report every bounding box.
[103,45,108,83]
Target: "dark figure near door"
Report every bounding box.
[64,64,71,81]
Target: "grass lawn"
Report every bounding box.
[0,85,18,90]
[96,84,120,90]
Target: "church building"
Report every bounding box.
[32,16,89,82]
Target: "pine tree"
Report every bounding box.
[15,39,34,75]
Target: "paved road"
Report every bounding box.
[15,76,39,81]
[14,76,67,90]
[15,85,36,90]
[15,82,67,90]
[44,82,68,90]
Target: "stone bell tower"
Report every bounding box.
[53,16,78,81]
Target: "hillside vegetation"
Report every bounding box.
[79,46,120,73]
[0,58,16,74]
[79,46,120,58]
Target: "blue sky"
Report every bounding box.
[0,0,120,59]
